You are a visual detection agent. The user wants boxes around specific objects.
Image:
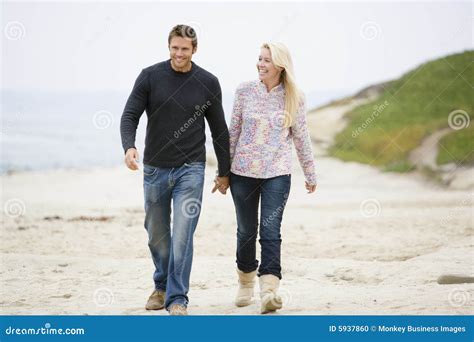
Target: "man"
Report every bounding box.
[120,24,230,315]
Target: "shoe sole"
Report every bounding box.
[261,295,282,314]
[235,300,252,307]
[145,304,165,310]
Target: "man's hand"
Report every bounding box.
[125,148,139,170]
[212,176,229,194]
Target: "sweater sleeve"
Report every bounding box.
[229,84,245,162]
[120,69,149,154]
[291,97,317,185]
[204,78,231,177]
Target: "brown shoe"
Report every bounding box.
[145,290,165,310]
[168,304,187,316]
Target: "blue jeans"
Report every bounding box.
[143,161,205,309]
[230,172,291,279]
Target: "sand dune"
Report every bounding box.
[306,98,373,156]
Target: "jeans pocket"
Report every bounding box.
[143,164,158,176]
[183,161,205,168]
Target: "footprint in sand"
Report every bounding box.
[49,294,72,299]
[329,268,383,284]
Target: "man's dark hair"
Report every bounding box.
[168,24,198,49]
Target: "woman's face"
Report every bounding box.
[256,48,282,82]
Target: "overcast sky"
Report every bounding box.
[2,1,472,96]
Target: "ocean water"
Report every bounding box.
[1,90,134,173]
[0,89,347,174]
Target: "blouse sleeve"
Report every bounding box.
[229,84,245,162]
[291,97,317,185]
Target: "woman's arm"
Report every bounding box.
[229,84,245,162]
[291,98,317,185]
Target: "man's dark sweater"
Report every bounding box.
[120,59,230,176]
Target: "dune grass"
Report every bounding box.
[437,126,474,165]
[329,50,474,172]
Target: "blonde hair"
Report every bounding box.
[261,42,302,127]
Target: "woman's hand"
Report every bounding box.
[305,181,316,194]
[212,176,230,194]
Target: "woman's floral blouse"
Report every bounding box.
[229,80,317,185]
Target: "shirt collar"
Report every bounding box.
[258,80,284,94]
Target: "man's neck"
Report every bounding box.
[171,60,193,73]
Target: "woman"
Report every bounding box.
[228,42,317,314]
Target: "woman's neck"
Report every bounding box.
[262,78,281,93]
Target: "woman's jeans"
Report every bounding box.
[143,162,205,309]
[230,172,291,279]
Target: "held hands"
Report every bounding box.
[210,176,315,194]
[125,148,139,170]
[212,176,229,195]
[305,181,317,194]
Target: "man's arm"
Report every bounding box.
[204,78,231,178]
[120,69,149,154]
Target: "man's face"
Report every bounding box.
[169,36,196,70]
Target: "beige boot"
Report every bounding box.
[235,269,257,307]
[259,274,282,314]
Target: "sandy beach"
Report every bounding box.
[0,100,472,316]
[1,148,473,315]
